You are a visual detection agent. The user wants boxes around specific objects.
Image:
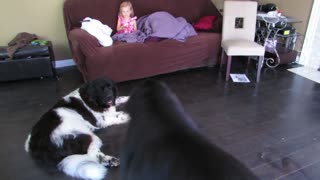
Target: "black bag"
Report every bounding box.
[258,3,277,13]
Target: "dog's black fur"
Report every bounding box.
[121,80,259,180]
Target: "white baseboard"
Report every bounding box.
[55,59,76,68]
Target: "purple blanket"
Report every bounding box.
[112,11,197,43]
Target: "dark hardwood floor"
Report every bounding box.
[0,62,319,180]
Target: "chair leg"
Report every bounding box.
[220,49,225,69]
[246,56,251,74]
[256,56,264,82]
[226,56,232,82]
[247,56,251,68]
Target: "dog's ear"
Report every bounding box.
[79,81,99,109]
[79,82,89,96]
[111,80,117,105]
[101,76,117,106]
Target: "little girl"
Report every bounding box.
[116,1,137,34]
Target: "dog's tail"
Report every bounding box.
[58,154,107,180]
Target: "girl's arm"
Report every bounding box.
[116,18,122,32]
[133,20,137,31]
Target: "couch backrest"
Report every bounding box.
[63,0,221,34]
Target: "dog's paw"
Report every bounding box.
[107,157,120,167]
[116,112,130,123]
[115,96,129,106]
[98,154,120,167]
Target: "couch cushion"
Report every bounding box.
[84,32,221,82]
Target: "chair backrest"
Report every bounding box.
[222,1,258,42]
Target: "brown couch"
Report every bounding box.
[63,0,222,82]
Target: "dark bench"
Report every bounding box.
[0,42,57,82]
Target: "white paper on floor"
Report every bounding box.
[230,74,250,83]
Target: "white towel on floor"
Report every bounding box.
[81,17,113,47]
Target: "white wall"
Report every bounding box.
[300,0,320,69]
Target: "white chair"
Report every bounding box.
[221,1,265,82]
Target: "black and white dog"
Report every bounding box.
[121,80,259,180]
[25,77,129,180]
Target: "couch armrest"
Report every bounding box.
[68,28,101,56]
[68,28,101,79]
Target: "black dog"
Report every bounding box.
[121,80,259,180]
[25,77,129,180]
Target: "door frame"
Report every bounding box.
[300,0,320,68]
